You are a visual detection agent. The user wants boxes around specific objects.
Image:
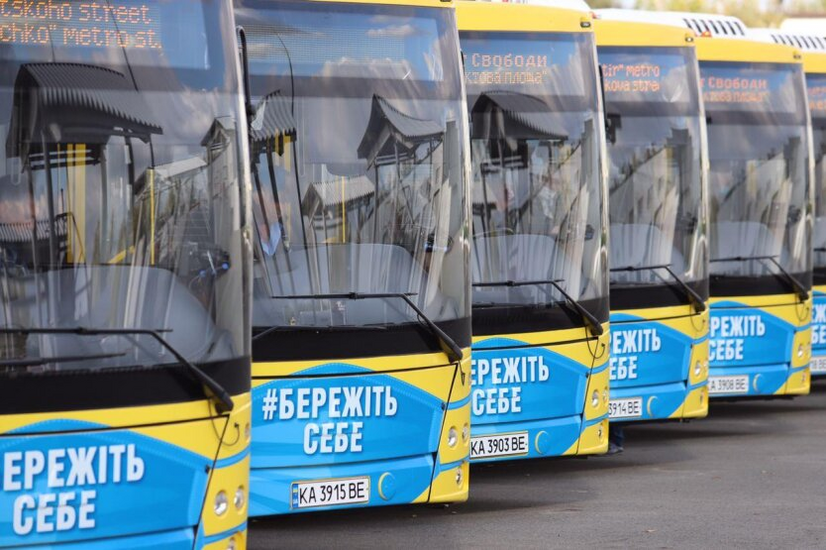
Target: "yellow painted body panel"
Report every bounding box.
[695,36,801,64]
[803,51,826,74]
[427,461,469,504]
[575,418,609,455]
[709,295,812,328]
[710,295,811,396]
[204,530,247,550]
[472,322,609,458]
[611,304,710,421]
[2,391,251,546]
[251,349,471,510]
[681,385,709,418]
[456,1,591,33]
[594,18,696,48]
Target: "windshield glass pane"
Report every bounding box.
[0,0,248,375]
[600,46,707,300]
[237,0,469,331]
[460,31,608,318]
[809,73,826,279]
[702,62,811,287]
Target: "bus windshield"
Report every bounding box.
[237,1,470,337]
[460,31,608,326]
[600,46,707,307]
[0,0,248,376]
[810,73,826,284]
[702,62,811,295]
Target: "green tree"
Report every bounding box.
[588,0,623,8]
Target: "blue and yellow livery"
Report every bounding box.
[594,10,710,424]
[0,1,253,547]
[236,0,472,513]
[457,0,611,462]
[660,13,815,398]
[753,29,826,377]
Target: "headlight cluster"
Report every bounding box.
[214,486,246,516]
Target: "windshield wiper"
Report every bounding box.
[610,264,707,313]
[473,279,604,336]
[266,292,463,362]
[711,255,809,302]
[0,327,234,412]
[0,351,126,368]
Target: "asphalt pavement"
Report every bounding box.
[249,380,826,549]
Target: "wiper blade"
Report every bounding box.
[610,264,706,313]
[269,292,463,362]
[0,327,233,412]
[473,279,604,336]
[0,351,126,368]
[711,255,809,301]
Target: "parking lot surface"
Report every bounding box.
[250,380,826,549]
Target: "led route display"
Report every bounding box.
[602,61,663,93]
[0,1,162,49]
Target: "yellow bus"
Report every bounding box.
[594,10,709,428]
[752,29,826,378]
[456,0,610,462]
[235,0,472,513]
[661,13,814,399]
[0,1,253,548]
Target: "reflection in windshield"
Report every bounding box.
[0,1,247,375]
[702,63,811,286]
[460,31,607,317]
[238,0,469,333]
[809,74,826,278]
[600,47,706,298]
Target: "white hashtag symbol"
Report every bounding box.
[262,388,277,421]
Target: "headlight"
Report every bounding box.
[447,427,458,447]
[694,360,702,376]
[603,389,609,404]
[455,468,463,486]
[798,344,805,358]
[462,424,470,442]
[597,424,604,440]
[214,491,228,516]
[227,538,237,550]
[591,390,599,408]
[234,486,246,510]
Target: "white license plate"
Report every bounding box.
[708,375,750,395]
[608,397,643,419]
[471,431,529,459]
[811,357,826,373]
[290,476,370,509]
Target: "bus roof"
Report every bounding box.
[750,28,826,74]
[593,9,697,48]
[641,12,801,64]
[456,0,593,33]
